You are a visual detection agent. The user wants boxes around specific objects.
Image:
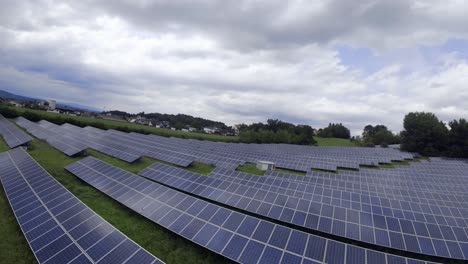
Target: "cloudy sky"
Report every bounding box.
[1,0,468,135]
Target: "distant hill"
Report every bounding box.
[56,102,101,113]
[0,90,100,112]
[0,90,38,101]
[104,110,228,130]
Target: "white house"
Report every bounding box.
[203,127,219,134]
[9,100,23,107]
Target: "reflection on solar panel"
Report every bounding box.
[65,157,434,264]
[0,114,32,148]
[0,148,163,264]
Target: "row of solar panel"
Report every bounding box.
[172,164,468,229]
[0,114,32,148]
[140,134,415,168]
[306,167,468,191]
[65,156,435,264]
[221,168,468,219]
[14,117,87,156]
[0,148,163,264]
[138,162,468,260]
[267,169,468,214]
[14,118,142,161]
[11,116,417,171]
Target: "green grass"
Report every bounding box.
[236,162,265,175]
[184,162,215,175]
[87,149,157,174]
[0,139,231,264]
[151,159,215,175]
[128,155,214,176]
[2,106,239,143]
[314,137,356,146]
[0,136,9,152]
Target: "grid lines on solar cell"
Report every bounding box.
[14,117,87,156]
[0,114,32,148]
[139,161,468,261]
[65,156,434,264]
[0,148,163,264]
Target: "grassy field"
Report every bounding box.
[236,162,265,175]
[0,136,9,152]
[313,137,356,146]
[0,139,231,264]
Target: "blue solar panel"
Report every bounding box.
[139,161,468,261]
[0,114,32,148]
[14,117,87,156]
[65,156,435,264]
[0,148,163,264]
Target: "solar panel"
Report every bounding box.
[0,148,163,264]
[65,156,435,264]
[139,162,468,260]
[13,117,87,156]
[0,114,32,148]
[14,117,50,140]
[10,116,418,170]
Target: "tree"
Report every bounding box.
[400,112,449,156]
[239,119,317,145]
[447,119,468,158]
[362,124,400,146]
[317,123,351,139]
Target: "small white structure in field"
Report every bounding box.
[49,100,56,110]
[256,160,275,171]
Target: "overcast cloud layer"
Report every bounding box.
[1,0,468,135]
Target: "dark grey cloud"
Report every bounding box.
[73,0,468,51]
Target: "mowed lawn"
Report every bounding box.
[0,138,231,264]
[313,137,356,146]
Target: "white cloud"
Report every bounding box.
[0,0,467,136]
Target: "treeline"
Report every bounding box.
[104,110,227,130]
[355,124,401,147]
[316,123,351,139]
[401,112,468,158]
[238,119,316,145]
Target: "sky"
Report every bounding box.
[1,0,468,135]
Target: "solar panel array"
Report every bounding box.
[65,157,434,264]
[0,114,32,148]
[5,116,466,263]
[0,147,163,264]
[138,158,468,262]
[14,117,87,156]
[11,117,416,171]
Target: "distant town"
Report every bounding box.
[0,91,239,136]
